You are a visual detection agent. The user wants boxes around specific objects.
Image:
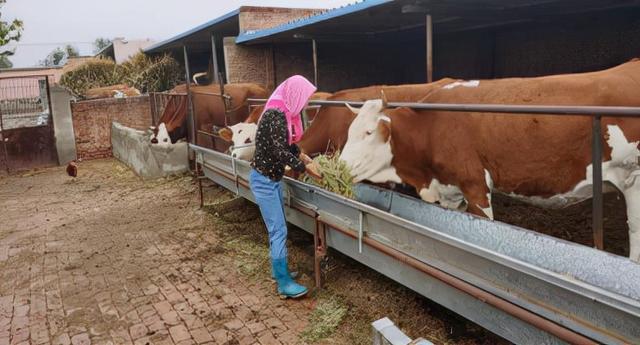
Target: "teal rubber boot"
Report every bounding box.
[271,258,308,299]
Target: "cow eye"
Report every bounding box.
[238,130,243,134]
[366,130,373,135]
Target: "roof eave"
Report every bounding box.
[144,9,240,54]
[235,0,394,44]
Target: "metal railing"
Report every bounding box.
[247,97,640,251]
[149,91,188,126]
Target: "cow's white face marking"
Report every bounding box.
[340,99,401,184]
[479,169,494,220]
[419,179,466,210]
[443,80,480,90]
[228,123,257,161]
[150,123,171,147]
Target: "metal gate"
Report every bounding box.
[0,76,58,174]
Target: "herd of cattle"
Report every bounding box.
[149,59,640,262]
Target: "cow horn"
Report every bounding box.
[345,102,360,115]
[380,89,388,109]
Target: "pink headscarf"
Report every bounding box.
[261,75,317,145]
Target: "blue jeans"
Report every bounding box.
[249,169,287,260]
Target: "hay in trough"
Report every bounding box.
[301,152,355,199]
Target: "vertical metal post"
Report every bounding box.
[196,152,204,208]
[150,93,158,125]
[314,219,327,289]
[44,76,59,165]
[271,44,277,89]
[183,45,195,146]
[358,211,364,253]
[211,33,220,83]
[426,14,433,83]
[312,39,319,86]
[0,103,9,174]
[592,115,604,250]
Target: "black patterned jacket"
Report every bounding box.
[251,109,306,181]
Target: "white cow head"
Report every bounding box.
[149,123,171,147]
[219,123,257,160]
[339,99,401,184]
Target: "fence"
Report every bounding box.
[0,76,51,129]
[0,75,58,173]
[149,91,188,126]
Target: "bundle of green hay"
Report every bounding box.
[60,53,182,98]
[119,53,182,93]
[301,152,355,199]
[59,58,120,97]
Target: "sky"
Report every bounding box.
[2,0,355,68]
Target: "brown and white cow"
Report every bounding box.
[339,59,640,262]
[150,83,269,152]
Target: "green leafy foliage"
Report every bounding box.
[93,37,111,54]
[0,0,24,59]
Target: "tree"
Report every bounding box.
[93,37,111,53]
[0,0,24,61]
[0,55,12,68]
[41,44,79,66]
[64,44,79,58]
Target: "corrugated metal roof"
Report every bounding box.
[235,0,393,44]
[144,9,240,53]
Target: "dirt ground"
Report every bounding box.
[493,192,629,257]
[0,159,508,345]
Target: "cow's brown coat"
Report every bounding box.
[380,59,640,216]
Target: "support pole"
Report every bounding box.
[45,75,59,165]
[426,14,433,83]
[592,116,604,250]
[0,103,8,174]
[183,45,196,166]
[314,218,327,289]
[312,39,319,86]
[211,34,220,83]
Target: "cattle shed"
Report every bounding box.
[144,6,326,89]
[233,0,640,93]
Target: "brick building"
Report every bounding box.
[144,6,324,92]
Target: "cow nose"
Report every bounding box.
[151,138,158,144]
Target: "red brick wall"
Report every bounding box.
[238,6,322,34]
[224,6,325,91]
[71,95,151,160]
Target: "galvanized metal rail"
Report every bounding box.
[247,97,640,254]
[192,144,640,345]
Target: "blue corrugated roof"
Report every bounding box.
[236,0,393,44]
[144,9,240,53]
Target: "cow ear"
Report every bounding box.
[345,103,360,115]
[376,118,391,143]
[219,127,233,142]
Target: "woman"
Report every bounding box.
[250,75,322,299]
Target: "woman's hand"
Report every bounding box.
[299,152,313,165]
[305,162,323,180]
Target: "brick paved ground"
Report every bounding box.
[0,159,315,345]
[0,159,508,345]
